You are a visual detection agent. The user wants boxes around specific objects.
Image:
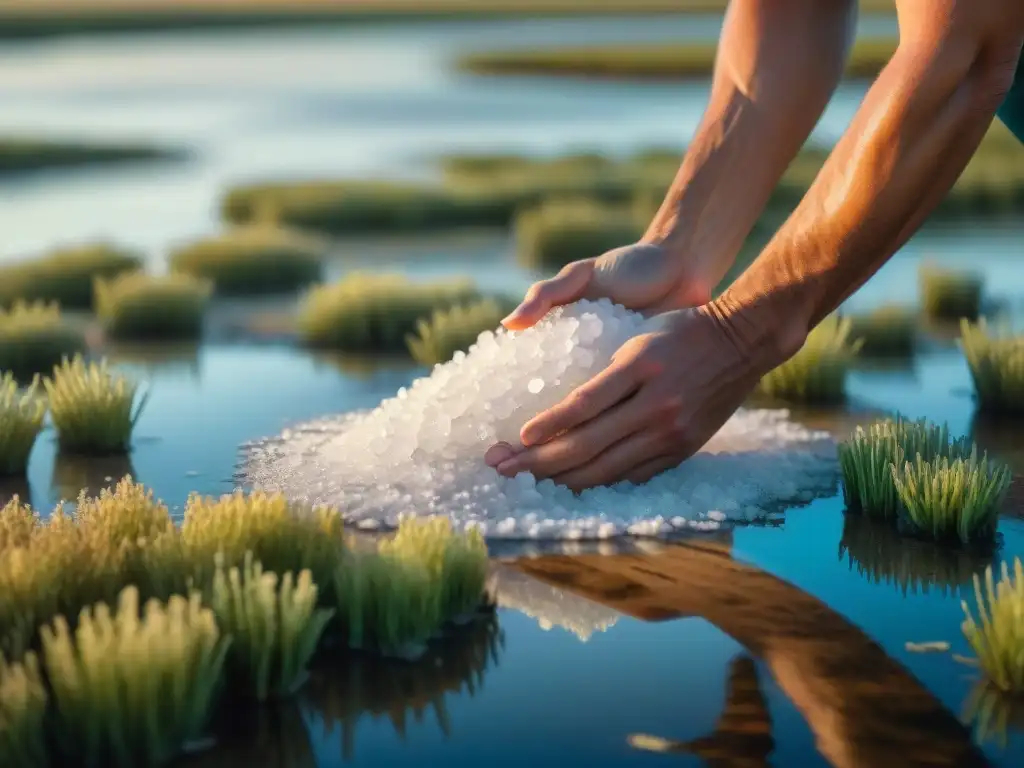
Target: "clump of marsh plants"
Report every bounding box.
[94,271,213,341]
[40,586,230,768]
[0,301,87,382]
[891,447,1011,545]
[179,491,346,604]
[297,273,480,354]
[0,651,48,768]
[960,318,1024,417]
[919,263,984,321]
[961,560,1024,693]
[44,356,148,455]
[757,315,862,404]
[838,416,971,520]
[514,199,645,271]
[405,297,513,366]
[209,553,333,702]
[169,226,326,296]
[846,304,918,358]
[0,374,46,477]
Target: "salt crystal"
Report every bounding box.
[240,299,838,541]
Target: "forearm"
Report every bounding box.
[717,26,1024,368]
[645,0,856,288]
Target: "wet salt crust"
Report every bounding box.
[241,300,838,540]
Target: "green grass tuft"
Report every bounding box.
[0,242,143,311]
[514,199,645,271]
[298,273,481,353]
[960,318,1024,417]
[40,585,230,768]
[891,447,1010,544]
[757,316,861,404]
[0,301,88,382]
[838,416,971,520]
[919,263,984,321]
[0,374,46,477]
[95,271,213,341]
[44,356,148,455]
[845,304,918,358]
[0,137,181,175]
[405,297,514,366]
[169,226,326,296]
[962,559,1024,693]
[0,650,48,768]
[222,179,512,235]
[210,552,334,702]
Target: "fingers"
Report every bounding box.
[483,441,520,467]
[552,430,669,491]
[520,359,640,447]
[493,392,650,480]
[622,454,684,485]
[501,260,595,331]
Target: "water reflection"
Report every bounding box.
[51,452,136,503]
[964,682,1024,750]
[107,342,203,380]
[512,540,989,767]
[184,703,316,768]
[303,614,503,763]
[838,514,995,597]
[628,653,773,767]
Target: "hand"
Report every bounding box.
[501,241,717,331]
[484,303,789,491]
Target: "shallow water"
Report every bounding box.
[3,318,1023,765]
[0,13,900,260]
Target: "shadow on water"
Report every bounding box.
[511,539,991,767]
[50,451,137,504]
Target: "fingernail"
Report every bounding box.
[500,309,521,327]
[484,443,515,467]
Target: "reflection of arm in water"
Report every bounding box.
[499,0,858,329]
[488,2,1024,491]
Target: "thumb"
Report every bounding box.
[502,260,595,331]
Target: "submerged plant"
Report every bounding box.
[962,560,1024,693]
[94,271,213,341]
[0,651,48,768]
[757,315,862,404]
[0,374,46,477]
[405,298,513,366]
[0,301,87,382]
[40,586,231,768]
[891,448,1011,544]
[846,304,918,358]
[380,516,490,621]
[210,553,333,702]
[919,263,984,321]
[838,416,971,520]
[960,318,1024,416]
[180,491,346,601]
[44,356,148,455]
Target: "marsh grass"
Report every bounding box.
[40,586,230,768]
[45,356,148,455]
[456,36,898,80]
[0,137,180,175]
[0,243,142,311]
[0,650,48,768]
[0,301,88,382]
[838,514,993,597]
[891,448,1011,545]
[95,272,213,341]
[210,553,334,702]
[757,316,862,404]
[406,297,514,366]
[919,264,984,321]
[962,560,1024,693]
[960,318,1024,416]
[515,199,646,270]
[0,374,46,477]
[846,304,918,358]
[838,417,971,520]
[169,226,326,296]
[222,180,512,235]
[298,273,481,353]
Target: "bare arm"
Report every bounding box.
[647,0,858,296]
[716,0,1024,365]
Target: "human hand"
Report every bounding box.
[501,241,718,331]
[484,302,798,491]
